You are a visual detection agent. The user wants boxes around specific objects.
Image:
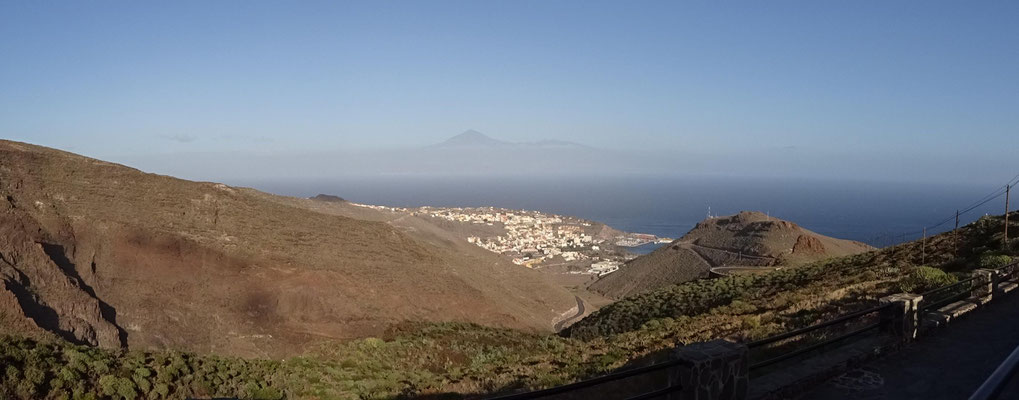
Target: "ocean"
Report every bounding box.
[234,175,1010,249]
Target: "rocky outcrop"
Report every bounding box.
[792,234,826,255]
[0,200,123,348]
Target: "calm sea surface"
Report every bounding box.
[235,175,1009,248]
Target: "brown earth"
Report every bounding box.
[0,140,575,358]
[589,211,873,299]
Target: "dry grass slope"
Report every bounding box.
[0,140,575,359]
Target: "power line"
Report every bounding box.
[956,173,1019,212]
[877,173,1018,247]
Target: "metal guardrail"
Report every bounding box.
[747,303,889,371]
[489,262,1019,399]
[994,261,1019,283]
[918,261,1019,314]
[746,261,1019,373]
[920,276,978,299]
[919,276,978,313]
[970,343,1019,400]
[750,322,882,371]
[485,358,692,400]
[747,304,889,349]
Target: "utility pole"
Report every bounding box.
[922,227,927,265]
[955,209,960,257]
[1006,184,1011,248]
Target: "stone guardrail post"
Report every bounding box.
[880,293,923,342]
[972,269,996,305]
[669,339,748,400]
[994,264,1018,297]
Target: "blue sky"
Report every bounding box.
[1,1,1017,182]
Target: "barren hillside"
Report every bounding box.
[0,140,575,358]
[590,211,873,299]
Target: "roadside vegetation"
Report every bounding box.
[897,265,958,293]
[2,214,1016,399]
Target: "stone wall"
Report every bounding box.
[670,339,749,400]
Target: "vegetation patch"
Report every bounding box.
[0,337,285,400]
[897,266,958,293]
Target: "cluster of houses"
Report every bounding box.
[467,219,599,266]
[424,207,601,267]
[352,204,637,276]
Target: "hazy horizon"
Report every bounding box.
[234,174,1008,246]
[3,1,1018,185]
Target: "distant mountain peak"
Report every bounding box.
[433,130,591,149]
[438,130,509,147]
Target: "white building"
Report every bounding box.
[589,261,622,276]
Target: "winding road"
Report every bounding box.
[672,241,779,276]
[554,296,587,331]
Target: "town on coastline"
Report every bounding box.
[353,202,671,276]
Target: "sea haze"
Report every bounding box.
[235,175,1010,248]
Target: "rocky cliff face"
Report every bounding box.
[0,198,123,348]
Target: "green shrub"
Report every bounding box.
[115,377,137,399]
[980,254,1013,269]
[98,375,119,397]
[741,315,761,330]
[152,383,170,398]
[898,266,957,293]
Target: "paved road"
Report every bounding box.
[675,242,779,276]
[805,290,1019,400]
[675,241,776,268]
[686,242,776,261]
[554,296,586,331]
